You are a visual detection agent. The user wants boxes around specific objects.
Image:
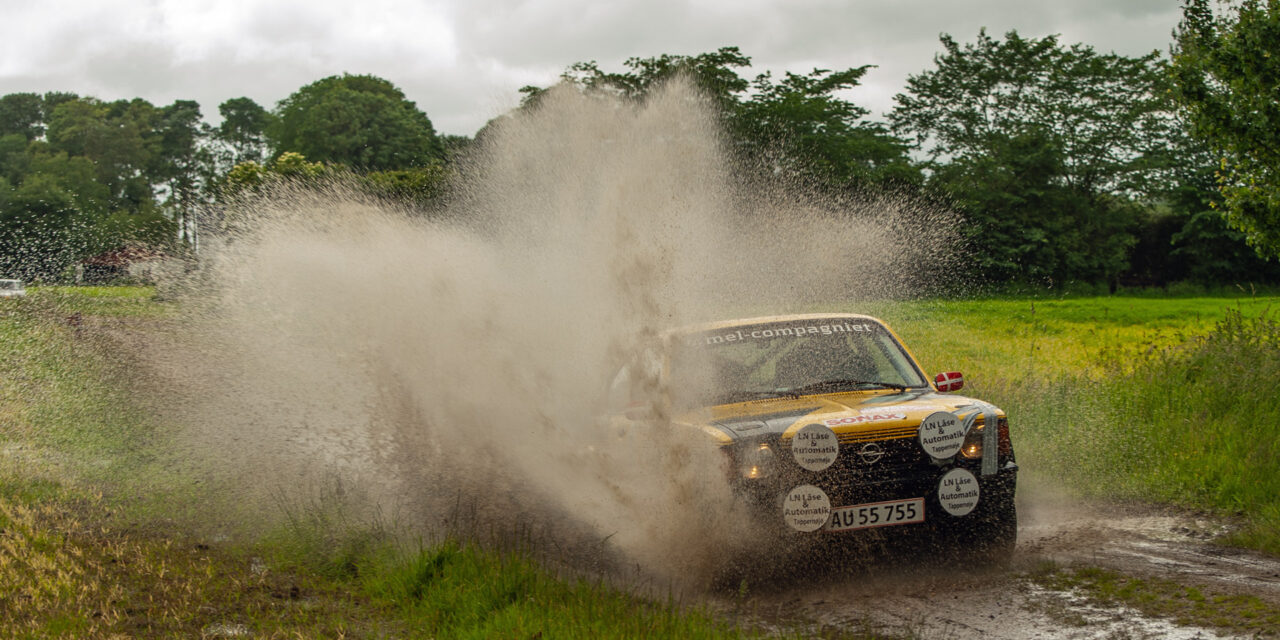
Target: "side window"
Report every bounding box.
[871,332,918,385]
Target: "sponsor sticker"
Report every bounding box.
[918,410,966,459]
[783,484,832,532]
[823,413,906,427]
[859,404,919,415]
[696,322,879,346]
[938,467,980,516]
[792,423,839,471]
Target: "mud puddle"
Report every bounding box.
[727,493,1280,639]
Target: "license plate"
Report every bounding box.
[827,497,925,532]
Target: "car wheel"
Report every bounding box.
[965,489,1017,564]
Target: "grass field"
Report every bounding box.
[3,285,1278,636]
[861,294,1277,380]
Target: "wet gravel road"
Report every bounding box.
[733,491,1280,639]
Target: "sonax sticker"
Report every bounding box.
[824,413,906,427]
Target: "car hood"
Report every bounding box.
[679,389,1004,445]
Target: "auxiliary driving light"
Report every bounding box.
[960,422,984,459]
[740,442,776,479]
[960,417,1012,459]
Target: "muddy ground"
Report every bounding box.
[729,488,1280,639]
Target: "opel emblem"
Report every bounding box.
[858,442,885,464]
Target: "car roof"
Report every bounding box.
[666,313,885,337]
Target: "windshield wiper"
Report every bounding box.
[787,379,909,395]
[711,389,801,404]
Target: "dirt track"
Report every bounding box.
[738,489,1280,639]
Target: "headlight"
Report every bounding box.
[961,417,1011,460]
[739,442,776,479]
[960,422,984,459]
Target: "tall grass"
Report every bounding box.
[1110,310,1280,552]
[1010,309,1280,553]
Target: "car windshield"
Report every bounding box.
[669,319,927,407]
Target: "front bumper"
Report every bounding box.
[730,439,1018,538]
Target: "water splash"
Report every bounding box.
[147,78,960,585]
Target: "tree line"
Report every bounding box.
[1,0,1276,289]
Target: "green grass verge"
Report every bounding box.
[19,285,175,318]
[2,486,825,638]
[0,288,172,497]
[0,488,394,638]
[360,541,769,638]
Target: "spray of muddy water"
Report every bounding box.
[155,80,960,586]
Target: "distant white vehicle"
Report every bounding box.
[0,279,25,298]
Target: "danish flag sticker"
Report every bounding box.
[935,371,964,392]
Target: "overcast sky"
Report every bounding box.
[0,0,1184,137]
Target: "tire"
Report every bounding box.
[963,484,1017,565]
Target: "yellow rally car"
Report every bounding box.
[609,313,1017,555]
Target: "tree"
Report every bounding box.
[222,151,328,195]
[0,133,28,185]
[0,93,44,141]
[890,30,1179,284]
[361,164,452,212]
[26,149,112,215]
[733,68,920,190]
[438,134,472,162]
[931,128,1135,283]
[892,30,1176,194]
[272,74,443,170]
[544,46,752,110]
[39,92,78,122]
[0,91,201,273]
[1171,0,1280,260]
[0,173,93,280]
[152,100,208,243]
[45,97,157,210]
[526,48,918,192]
[216,97,274,166]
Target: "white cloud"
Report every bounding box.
[0,0,1184,135]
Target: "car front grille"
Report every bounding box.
[815,435,933,502]
[758,433,939,506]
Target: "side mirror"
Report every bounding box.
[934,371,964,392]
